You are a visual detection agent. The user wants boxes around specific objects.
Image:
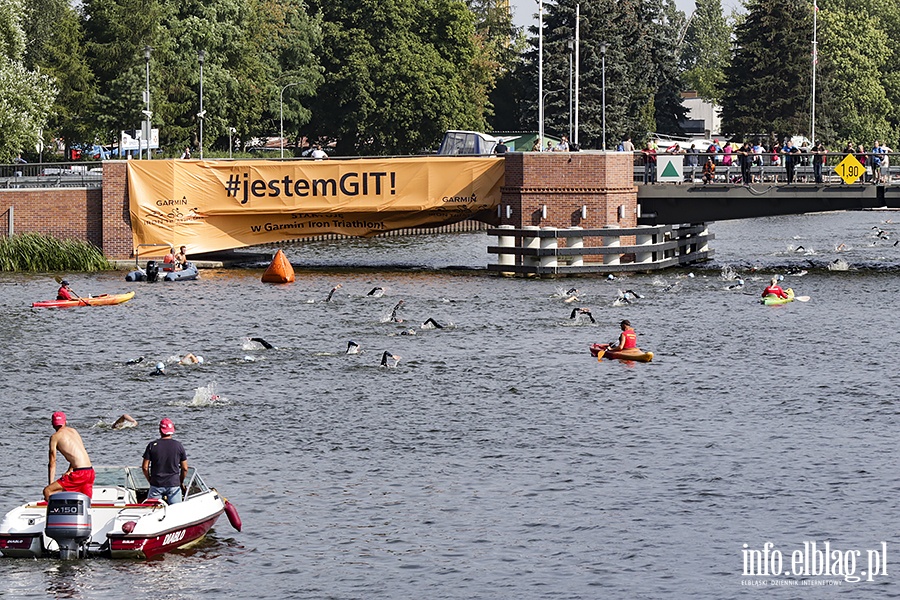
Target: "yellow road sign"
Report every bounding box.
[835,154,864,184]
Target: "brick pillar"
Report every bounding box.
[101,161,134,260]
[499,151,637,260]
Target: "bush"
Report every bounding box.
[0,233,111,272]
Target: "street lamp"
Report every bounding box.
[600,41,608,151]
[198,50,206,159]
[143,46,152,160]
[568,39,574,143]
[538,0,544,150]
[280,81,301,158]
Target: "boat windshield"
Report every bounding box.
[93,466,141,490]
[183,468,210,500]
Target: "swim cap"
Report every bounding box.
[159,418,175,435]
[52,411,66,426]
[155,362,165,371]
[196,356,204,364]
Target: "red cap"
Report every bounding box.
[159,418,175,435]
[52,411,66,426]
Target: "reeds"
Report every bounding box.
[0,233,111,272]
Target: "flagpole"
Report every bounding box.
[538,0,544,151]
[574,4,580,148]
[811,0,817,144]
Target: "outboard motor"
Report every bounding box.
[145,260,160,283]
[45,492,92,559]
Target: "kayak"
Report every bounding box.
[32,291,135,309]
[589,343,654,363]
[760,288,794,306]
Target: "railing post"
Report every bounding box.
[539,228,558,270]
[601,225,620,265]
[522,226,541,271]
[6,205,12,237]
[635,225,654,265]
[496,225,515,276]
[568,227,583,267]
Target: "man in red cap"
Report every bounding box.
[44,411,94,500]
[142,418,188,504]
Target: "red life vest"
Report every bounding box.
[622,329,637,349]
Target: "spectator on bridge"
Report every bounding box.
[621,137,635,153]
[880,144,892,184]
[702,156,716,184]
[781,140,800,184]
[554,136,570,152]
[856,144,868,182]
[722,142,733,167]
[871,141,885,184]
[737,142,753,185]
[641,142,657,183]
[812,141,827,184]
[706,140,721,164]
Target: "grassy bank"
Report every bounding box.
[0,233,111,272]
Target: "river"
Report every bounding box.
[0,209,898,598]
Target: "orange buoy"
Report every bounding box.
[261,249,295,283]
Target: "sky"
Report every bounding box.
[509,0,744,30]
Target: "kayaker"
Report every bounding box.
[608,320,638,352]
[761,277,789,300]
[44,411,94,501]
[56,279,73,301]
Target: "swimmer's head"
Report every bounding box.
[155,362,165,372]
[195,355,204,364]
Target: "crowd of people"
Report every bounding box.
[631,137,895,185]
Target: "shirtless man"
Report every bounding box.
[44,412,94,501]
[174,245,188,269]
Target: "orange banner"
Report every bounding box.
[127,157,505,256]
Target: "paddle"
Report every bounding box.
[596,347,606,361]
[793,295,811,302]
[54,276,89,306]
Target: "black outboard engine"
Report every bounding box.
[145,260,160,283]
[45,492,92,559]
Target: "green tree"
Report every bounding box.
[22,0,97,153]
[306,0,493,155]
[720,1,813,142]
[0,0,56,161]
[538,0,687,149]
[679,0,730,103]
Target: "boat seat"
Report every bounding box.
[92,485,137,504]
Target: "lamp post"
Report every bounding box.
[600,41,608,151]
[280,81,300,158]
[229,127,236,159]
[198,50,206,159]
[538,0,544,150]
[143,46,152,160]
[810,0,817,145]
[568,39,574,142]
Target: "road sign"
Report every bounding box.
[656,155,683,183]
[835,153,864,184]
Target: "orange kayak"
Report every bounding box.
[32,291,135,308]
[590,343,654,362]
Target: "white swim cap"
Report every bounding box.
[156,362,165,370]
[196,356,204,364]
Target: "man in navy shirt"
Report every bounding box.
[142,418,188,504]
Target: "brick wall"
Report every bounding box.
[500,152,637,258]
[0,187,104,247]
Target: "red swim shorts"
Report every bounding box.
[57,467,95,498]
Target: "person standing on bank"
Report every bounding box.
[142,418,188,504]
[44,411,94,501]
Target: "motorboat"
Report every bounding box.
[125,260,199,282]
[0,466,240,559]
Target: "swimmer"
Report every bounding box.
[725,278,744,291]
[326,284,343,302]
[250,337,276,349]
[422,318,444,329]
[390,300,405,323]
[563,287,580,303]
[399,328,417,336]
[569,307,596,323]
[367,287,384,297]
[624,289,644,299]
[179,353,203,365]
[347,340,360,354]
[112,414,137,430]
[381,351,400,367]
[150,362,166,376]
[125,356,144,365]
[835,243,847,252]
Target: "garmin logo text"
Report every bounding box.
[224,171,396,204]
